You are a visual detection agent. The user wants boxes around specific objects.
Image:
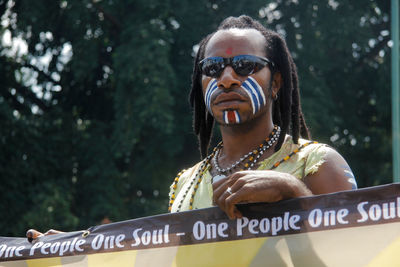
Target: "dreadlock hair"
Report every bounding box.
[189,15,310,159]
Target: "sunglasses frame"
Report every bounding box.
[199,54,275,78]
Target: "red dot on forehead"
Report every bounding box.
[226,47,233,55]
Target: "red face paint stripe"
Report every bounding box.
[227,111,236,124]
[226,47,233,55]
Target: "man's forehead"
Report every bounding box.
[217,28,262,38]
[205,28,266,56]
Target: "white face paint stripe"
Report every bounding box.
[241,77,266,115]
[205,77,266,119]
[205,78,216,93]
[242,80,261,110]
[206,85,218,114]
[248,77,266,106]
[205,79,217,109]
[223,111,229,124]
[234,110,241,123]
[241,85,257,114]
[222,110,241,124]
[204,79,217,114]
[242,82,261,114]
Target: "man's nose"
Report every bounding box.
[217,66,242,89]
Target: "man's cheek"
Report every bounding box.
[204,78,218,115]
[241,77,266,115]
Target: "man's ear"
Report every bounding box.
[271,72,282,99]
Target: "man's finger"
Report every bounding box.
[224,187,250,219]
[212,172,244,202]
[213,178,237,204]
[44,229,63,235]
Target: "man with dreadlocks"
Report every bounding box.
[168,15,357,219]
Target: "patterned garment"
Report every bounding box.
[169,135,329,212]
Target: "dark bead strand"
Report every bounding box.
[270,141,317,170]
[169,134,317,212]
[170,145,219,212]
[214,125,280,173]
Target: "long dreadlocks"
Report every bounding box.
[189,15,310,159]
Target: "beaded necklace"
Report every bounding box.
[168,138,318,212]
[213,125,280,174]
[168,146,218,212]
[270,141,318,169]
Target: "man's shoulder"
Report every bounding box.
[174,160,205,182]
[282,135,336,162]
[284,135,328,150]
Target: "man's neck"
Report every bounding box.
[218,114,276,162]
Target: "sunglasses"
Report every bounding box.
[199,54,275,78]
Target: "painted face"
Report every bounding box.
[204,76,266,117]
[201,29,274,125]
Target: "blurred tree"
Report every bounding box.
[266,0,392,187]
[0,0,392,236]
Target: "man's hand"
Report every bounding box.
[26,229,63,242]
[212,170,312,219]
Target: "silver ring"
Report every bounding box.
[226,187,233,195]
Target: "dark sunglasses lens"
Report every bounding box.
[201,58,224,77]
[232,57,257,76]
[200,55,268,77]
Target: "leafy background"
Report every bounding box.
[0,0,393,236]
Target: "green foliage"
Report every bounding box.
[0,0,392,236]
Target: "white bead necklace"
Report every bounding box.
[213,125,281,174]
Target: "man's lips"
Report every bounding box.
[214,92,246,106]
